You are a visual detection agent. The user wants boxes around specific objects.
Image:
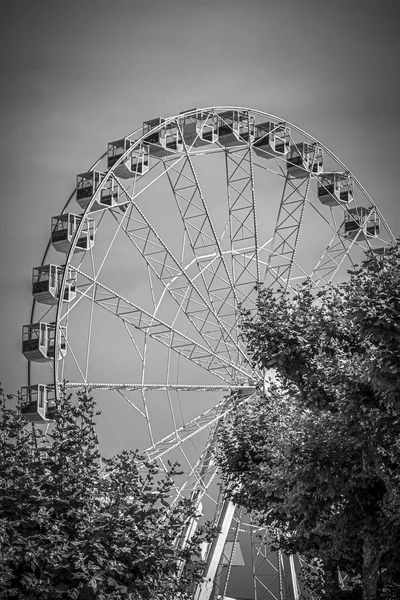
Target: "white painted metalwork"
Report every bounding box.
[25,107,396,600]
[195,500,237,600]
[225,141,260,308]
[264,175,312,291]
[64,383,256,392]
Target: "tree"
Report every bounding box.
[0,387,212,599]
[217,244,400,600]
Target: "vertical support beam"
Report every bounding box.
[289,555,300,600]
[251,527,282,600]
[226,145,260,310]
[265,176,311,291]
[194,500,236,600]
[211,506,243,600]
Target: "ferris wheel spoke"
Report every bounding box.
[107,178,248,367]
[164,132,241,344]
[265,175,311,290]
[111,149,186,211]
[82,247,97,382]
[212,505,244,599]
[171,423,220,506]
[66,267,252,382]
[145,389,256,463]
[64,382,251,392]
[114,389,147,420]
[310,229,358,288]
[63,334,88,383]
[225,144,260,310]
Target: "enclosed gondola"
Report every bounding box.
[76,171,119,211]
[287,142,323,178]
[317,172,354,207]
[253,121,290,159]
[22,322,67,362]
[20,384,56,422]
[217,110,255,147]
[344,207,380,239]
[32,264,76,305]
[107,138,149,179]
[179,109,218,147]
[130,144,150,176]
[143,117,182,157]
[51,213,95,253]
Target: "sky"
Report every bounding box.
[1,1,400,596]
[1,0,400,405]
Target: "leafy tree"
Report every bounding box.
[0,388,212,599]
[217,244,400,600]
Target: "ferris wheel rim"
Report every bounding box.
[125,105,397,234]
[33,105,396,315]
[46,107,397,315]
[27,106,396,434]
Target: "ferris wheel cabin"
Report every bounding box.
[107,138,149,179]
[107,138,133,178]
[130,144,150,176]
[32,264,77,305]
[318,172,354,207]
[364,246,390,272]
[287,142,323,178]
[20,384,56,422]
[253,122,290,159]
[76,171,119,212]
[143,117,183,157]
[51,213,95,253]
[217,110,255,147]
[179,109,219,147]
[22,322,67,363]
[343,207,380,239]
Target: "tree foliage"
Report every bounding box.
[0,389,211,599]
[217,245,400,600]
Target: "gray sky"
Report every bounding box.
[1,0,399,396]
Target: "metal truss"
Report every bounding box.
[225,145,260,309]
[310,228,361,288]
[164,138,243,354]
[265,176,311,291]
[109,181,248,368]
[64,383,254,393]
[66,267,253,382]
[210,505,243,600]
[172,420,222,506]
[252,527,282,600]
[251,527,304,600]
[145,390,256,463]
[194,499,238,600]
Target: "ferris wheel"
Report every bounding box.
[21,107,396,599]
